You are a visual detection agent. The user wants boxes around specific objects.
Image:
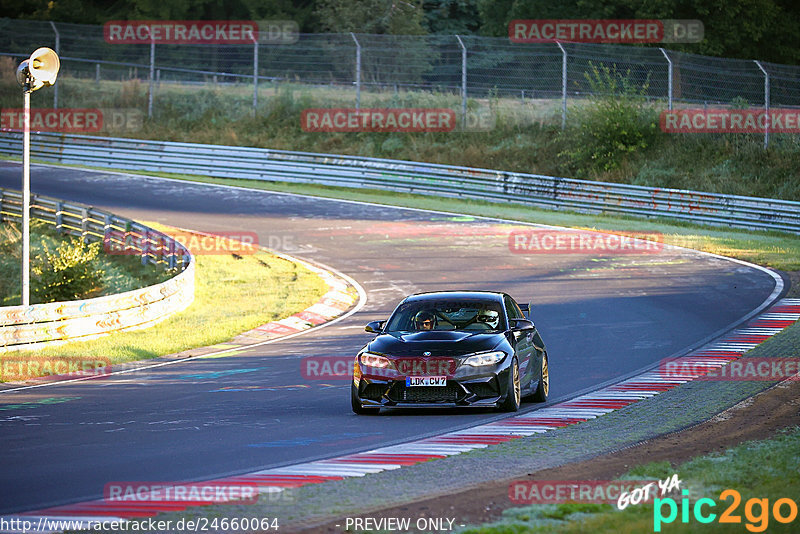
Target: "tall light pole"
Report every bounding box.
[15,47,60,306]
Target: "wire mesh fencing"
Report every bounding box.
[2,18,800,145]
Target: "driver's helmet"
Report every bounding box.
[414,310,436,330]
[476,309,499,328]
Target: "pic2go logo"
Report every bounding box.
[654,489,798,532]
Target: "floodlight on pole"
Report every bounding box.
[16,47,60,307]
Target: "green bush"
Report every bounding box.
[31,236,105,303]
[558,63,658,175]
[0,223,22,305]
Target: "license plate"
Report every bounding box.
[406,376,447,387]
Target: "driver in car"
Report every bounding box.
[414,311,436,330]
[477,309,500,329]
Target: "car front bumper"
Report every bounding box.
[353,370,512,409]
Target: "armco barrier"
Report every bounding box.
[0,132,797,233]
[0,188,194,352]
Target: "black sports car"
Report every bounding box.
[351,291,549,414]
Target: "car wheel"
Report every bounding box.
[532,354,549,403]
[351,382,380,415]
[498,358,521,412]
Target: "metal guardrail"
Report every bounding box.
[0,132,798,233]
[0,187,194,352]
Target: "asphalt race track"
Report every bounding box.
[0,161,780,515]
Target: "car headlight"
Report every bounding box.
[359,352,392,368]
[462,350,507,367]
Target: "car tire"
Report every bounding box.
[498,358,521,412]
[351,383,380,415]
[531,354,549,403]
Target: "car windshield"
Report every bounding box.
[385,299,506,333]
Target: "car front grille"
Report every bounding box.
[389,382,463,403]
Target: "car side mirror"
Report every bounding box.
[365,320,385,334]
[510,318,534,331]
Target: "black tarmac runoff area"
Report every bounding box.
[0,162,780,515]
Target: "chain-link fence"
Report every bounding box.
[2,18,800,145]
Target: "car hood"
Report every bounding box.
[367,331,503,357]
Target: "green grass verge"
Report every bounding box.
[460,426,800,533]
[112,169,800,272]
[1,222,330,368]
